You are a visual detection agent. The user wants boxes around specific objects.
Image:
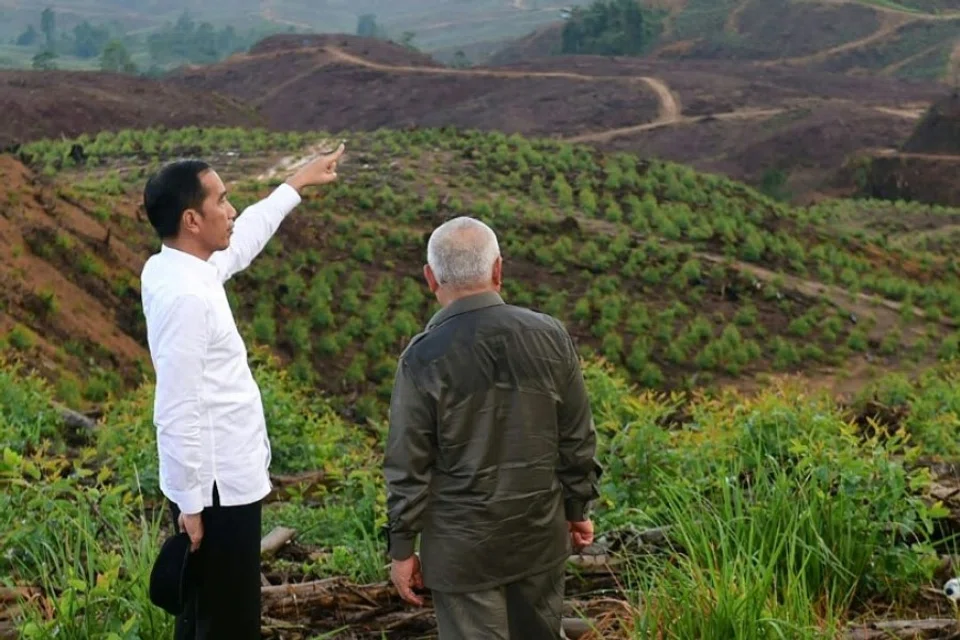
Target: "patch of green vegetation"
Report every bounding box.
[560,0,665,56]
[892,38,954,80]
[2,343,958,636]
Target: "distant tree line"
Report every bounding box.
[12,7,287,74]
[561,0,664,56]
[145,13,259,66]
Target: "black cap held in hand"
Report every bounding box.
[149,531,198,615]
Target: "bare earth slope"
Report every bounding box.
[169,34,943,198]
[490,0,960,81]
[0,155,151,389]
[0,30,947,200]
[0,70,263,150]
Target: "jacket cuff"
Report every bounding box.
[389,533,416,561]
[565,499,587,522]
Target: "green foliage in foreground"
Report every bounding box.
[2,351,958,638]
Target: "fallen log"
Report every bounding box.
[568,552,622,574]
[847,618,960,640]
[261,578,400,618]
[261,526,297,556]
[260,575,635,638]
[261,549,623,615]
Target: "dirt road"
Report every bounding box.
[762,12,912,67]
[245,44,930,145]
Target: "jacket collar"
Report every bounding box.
[426,291,505,330]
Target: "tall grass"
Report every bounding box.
[2,451,173,639]
[0,355,956,636]
[581,360,954,637]
[628,445,929,638]
[596,382,945,639]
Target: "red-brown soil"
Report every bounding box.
[857,152,960,206]
[0,70,263,150]
[0,155,150,386]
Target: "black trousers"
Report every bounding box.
[432,560,567,640]
[168,483,263,640]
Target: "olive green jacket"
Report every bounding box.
[383,291,602,593]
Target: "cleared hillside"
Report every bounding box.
[489,0,960,82]
[0,31,946,201]
[165,33,943,200]
[0,69,262,149]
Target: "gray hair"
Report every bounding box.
[426,216,500,288]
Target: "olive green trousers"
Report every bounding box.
[432,560,567,640]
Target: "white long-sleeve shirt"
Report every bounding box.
[140,183,302,514]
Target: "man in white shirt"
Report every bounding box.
[139,143,344,639]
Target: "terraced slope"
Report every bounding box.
[6,126,960,413]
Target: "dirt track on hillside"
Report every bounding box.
[322,45,684,133]
[310,46,927,144]
[812,0,960,20]
[762,12,912,67]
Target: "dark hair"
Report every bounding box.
[142,160,211,239]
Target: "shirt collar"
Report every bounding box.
[426,291,505,330]
[159,243,220,281]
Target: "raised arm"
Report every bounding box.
[208,142,346,282]
[208,184,301,282]
[150,293,210,515]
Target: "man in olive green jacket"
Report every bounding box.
[383,216,603,639]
